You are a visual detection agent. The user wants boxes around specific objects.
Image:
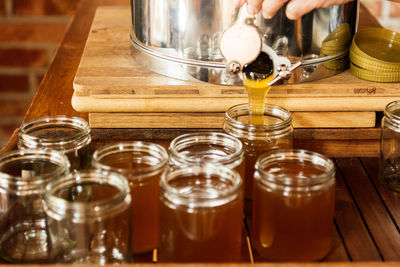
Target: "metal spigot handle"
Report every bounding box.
[267,61,302,86]
[260,44,301,86]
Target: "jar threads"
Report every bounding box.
[224,103,293,198]
[252,149,335,261]
[44,170,131,263]
[0,149,70,263]
[92,141,168,254]
[169,132,244,180]
[158,164,243,262]
[380,100,400,192]
[18,116,91,170]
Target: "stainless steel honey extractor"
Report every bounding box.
[130,0,359,85]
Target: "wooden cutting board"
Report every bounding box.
[89,112,376,129]
[72,6,400,116]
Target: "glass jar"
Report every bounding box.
[18,116,91,170]
[252,149,335,261]
[169,132,244,179]
[223,103,293,199]
[0,149,70,263]
[158,164,243,262]
[380,100,400,192]
[92,141,168,255]
[43,170,131,264]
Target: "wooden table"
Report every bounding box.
[1,0,400,266]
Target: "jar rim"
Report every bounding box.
[18,116,91,152]
[92,141,169,179]
[384,100,400,127]
[223,103,292,139]
[169,132,243,167]
[44,170,131,222]
[0,149,70,193]
[160,164,242,208]
[255,149,335,187]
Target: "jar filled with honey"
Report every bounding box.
[0,149,70,263]
[92,141,168,255]
[223,103,293,199]
[380,100,400,192]
[169,132,244,180]
[18,116,91,170]
[44,170,131,263]
[252,149,335,261]
[158,164,243,262]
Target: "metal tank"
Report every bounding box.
[130,0,359,85]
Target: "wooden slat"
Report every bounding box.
[88,112,376,129]
[334,161,381,261]
[324,224,351,262]
[72,93,399,113]
[361,158,400,230]
[294,139,379,158]
[336,158,400,261]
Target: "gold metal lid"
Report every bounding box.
[350,27,400,82]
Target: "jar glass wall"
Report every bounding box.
[92,141,168,255]
[0,149,70,263]
[44,170,131,264]
[252,149,335,261]
[158,164,243,262]
[223,103,293,199]
[18,116,91,170]
[380,100,400,192]
[169,132,244,180]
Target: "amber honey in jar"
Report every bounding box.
[169,132,244,182]
[44,170,131,263]
[158,164,243,262]
[252,149,335,261]
[18,116,91,170]
[92,141,168,255]
[223,103,293,199]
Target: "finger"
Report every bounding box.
[234,0,247,7]
[246,0,263,14]
[261,0,289,19]
[286,0,354,20]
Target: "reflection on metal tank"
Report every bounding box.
[130,0,359,85]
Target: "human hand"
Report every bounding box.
[235,0,354,20]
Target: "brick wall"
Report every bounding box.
[363,0,400,32]
[0,0,399,148]
[0,0,82,148]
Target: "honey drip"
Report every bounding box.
[243,52,274,125]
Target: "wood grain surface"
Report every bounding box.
[89,111,376,128]
[72,6,400,114]
[1,0,400,265]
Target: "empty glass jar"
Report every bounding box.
[158,164,243,262]
[92,141,168,255]
[44,170,131,264]
[169,132,244,178]
[0,149,70,263]
[18,116,91,170]
[223,103,293,199]
[252,149,335,261]
[380,100,400,192]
